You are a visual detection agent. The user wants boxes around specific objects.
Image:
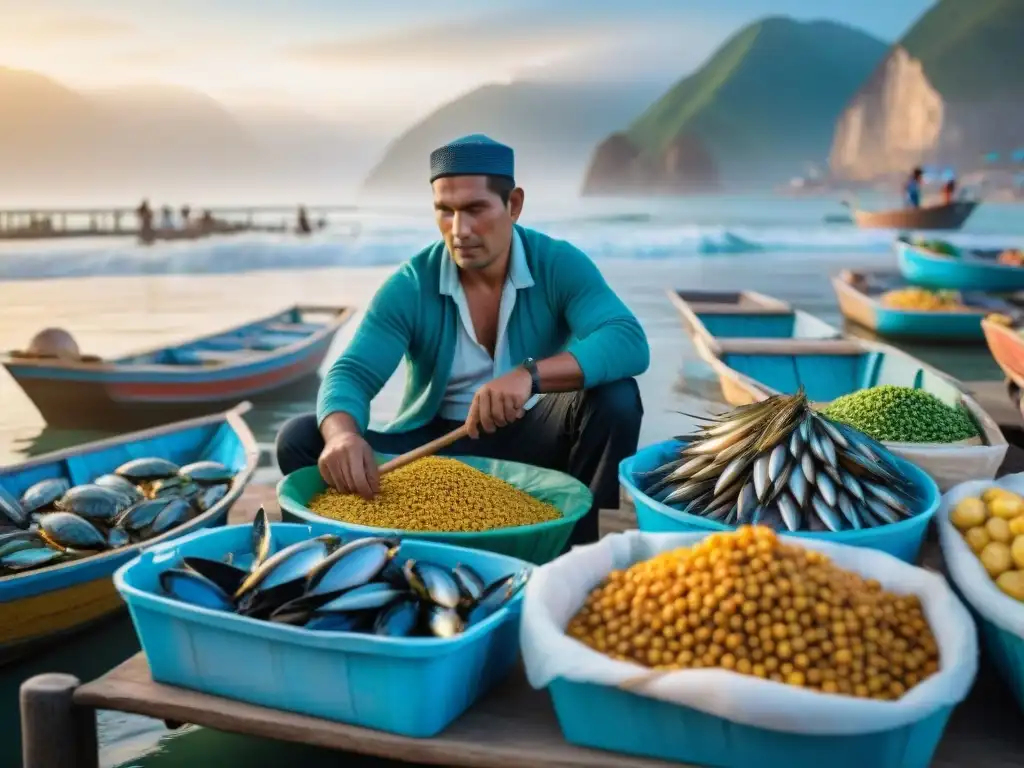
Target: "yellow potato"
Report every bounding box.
[980,541,1013,578]
[1010,517,1024,537]
[989,495,1024,520]
[996,570,1024,602]
[951,497,988,530]
[986,516,1012,544]
[1012,536,1024,569]
[982,487,1015,504]
[964,526,991,554]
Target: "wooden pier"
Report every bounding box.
[0,204,357,242]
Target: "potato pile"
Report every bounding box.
[566,526,940,700]
[950,487,1024,601]
[307,456,562,532]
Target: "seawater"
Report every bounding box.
[0,195,1018,766]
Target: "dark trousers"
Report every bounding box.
[275,378,644,549]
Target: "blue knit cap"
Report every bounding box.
[429,134,514,183]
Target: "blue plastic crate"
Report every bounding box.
[548,679,953,768]
[620,439,940,563]
[114,522,531,738]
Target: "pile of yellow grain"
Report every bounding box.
[308,456,562,532]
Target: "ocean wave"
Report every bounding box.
[0,224,1017,281]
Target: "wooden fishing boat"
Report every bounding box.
[851,201,978,231]
[897,241,1024,292]
[1,305,353,430]
[0,402,259,665]
[983,316,1024,391]
[831,270,1024,341]
[669,290,1008,489]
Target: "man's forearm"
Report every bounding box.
[534,351,584,393]
[320,411,361,442]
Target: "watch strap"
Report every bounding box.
[522,358,541,396]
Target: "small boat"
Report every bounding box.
[897,241,1024,292]
[1,305,353,430]
[851,201,978,231]
[831,270,1024,341]
[669,290,1007,488]
[983,316,1024,391]
[0,402,259,664]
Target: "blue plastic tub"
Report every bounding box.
[548,679,953,768]
[114,522,531,737]
[619,439,940,563]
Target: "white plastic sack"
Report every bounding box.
[886,441,1006,493]
[521,530,977,736]
[938,472,1024,637]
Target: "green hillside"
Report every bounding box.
[900,0,1024,102]
[596,17,888,188]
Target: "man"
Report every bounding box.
[276,134,650,548]
[904,167,924,209]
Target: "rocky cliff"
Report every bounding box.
[829,0,1024,180]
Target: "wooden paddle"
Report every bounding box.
[377,424,470,476]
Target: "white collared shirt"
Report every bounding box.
[438,230,540,421]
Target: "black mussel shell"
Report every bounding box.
[464,569,530,626]
[94,474,145,502]
[0,547,65,571]
[179,460,235,485]
[107,527,131,548]
[403,559,461,610]
[452,563,485,605]
[194,484,229,513]
[266,589,348,625]
[315,582,405,614]
[38,512,107,551]
[234,534,340,600]
[250,506,273,569]
[149,477,191,499]
[55,485,131,523]
[374,597,421,637]
[0,485,29,528]
[183,556,249,595]
[378,558,409,589]
[116,498,173,533]
[305,537,398,598]
[0,530,46,558]
[115,457,180,483]
[235,578,307,620]
[425,605,464,638]
[304,611,376,632]
[147,498,193,536]
[160,568,234,611]
[19,478,71,515]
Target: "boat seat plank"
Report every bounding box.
[262,322,325,334]
[73,655,687,768]
[686,306,794,316]
[714,339,865,356]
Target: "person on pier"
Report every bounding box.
[136,199,153,237]
[904,167,924,209]
[276,134,650,549]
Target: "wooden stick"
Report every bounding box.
[20,673,98,768]
[377,424,470,475]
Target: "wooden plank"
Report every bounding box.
[714,338,866,356]
[73,655,687,768]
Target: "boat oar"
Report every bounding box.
[377,424,471,476]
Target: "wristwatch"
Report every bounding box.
[521,357,541,396]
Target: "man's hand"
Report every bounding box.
[466,367,532,439]
[318,432,379,499]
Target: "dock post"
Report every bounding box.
[20,673,99,768]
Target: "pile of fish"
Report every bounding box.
[0,458,237,574]
[159,508,529,639]
[641,390,924,533]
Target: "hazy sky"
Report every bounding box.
[0,0,936,123]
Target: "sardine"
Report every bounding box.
[838,470,866,504]
[662,479,716,507]
[768,444,789,483]
[752,452,771,503]
[777,492,803,532]
[815,471,838,507]
[788,429,804,458]
[837,493,862,530]
[813,414,850,450]
[714,454,752,496]
[861,480,913,518]
[680,429,758,457]
[864,496,901,525]
[811,494,843,532]
[736,482,758,524]
[801,452,816,484]
[770,459,793,499]
[787,466,810,507]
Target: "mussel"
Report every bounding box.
[116,498,173,533]
[179,461,235,485]
[160,569,234,611]
[0,485,29,528]
[1,547,65,571]
[38,512,107,551]
[404,560,461,610]
[115,457,180,483]
[94,474,145,501]
[19,478,71,514]
[426,606,465,638]
[251,506,274,570]
[374,597,420,637]
[194,484,229,513]
[148,498,193,536]
[55,484,130,522]
[314,582,405,613]
[305,537,399,598]
[183,556,249,596]
[452,563,485,607]
[234,534,341,600]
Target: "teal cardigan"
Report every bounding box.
[317,225,650,433]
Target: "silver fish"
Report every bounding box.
[736,482,758,524]
[681,429,759,458]
[865,496,901,525]
[714,455,752,496]
[813,414,850,450]
[788,429,804,458]
[837,493,862,530]
[752,452,771,503]
[839,470,866,504]
[770,459,793,499]
[811,494,843,532]
[798,417,812,443]
[815,471,838,507]
[861,481,913,518]
[816,425,838,466]
[768,443,789,483]
[777,492,803,532]
[787,466,810,507]
[662,479,716,506]
[801,452,816,484]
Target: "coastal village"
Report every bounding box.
[2,1,1024,767]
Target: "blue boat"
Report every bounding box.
[0,402,259,664]
[831,269,1023,341]
[0,305,354,430]
[897,241,1024,292]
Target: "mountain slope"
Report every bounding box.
[360,79,664,197]
[829,0,1024,180]
[582,17,889,194]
